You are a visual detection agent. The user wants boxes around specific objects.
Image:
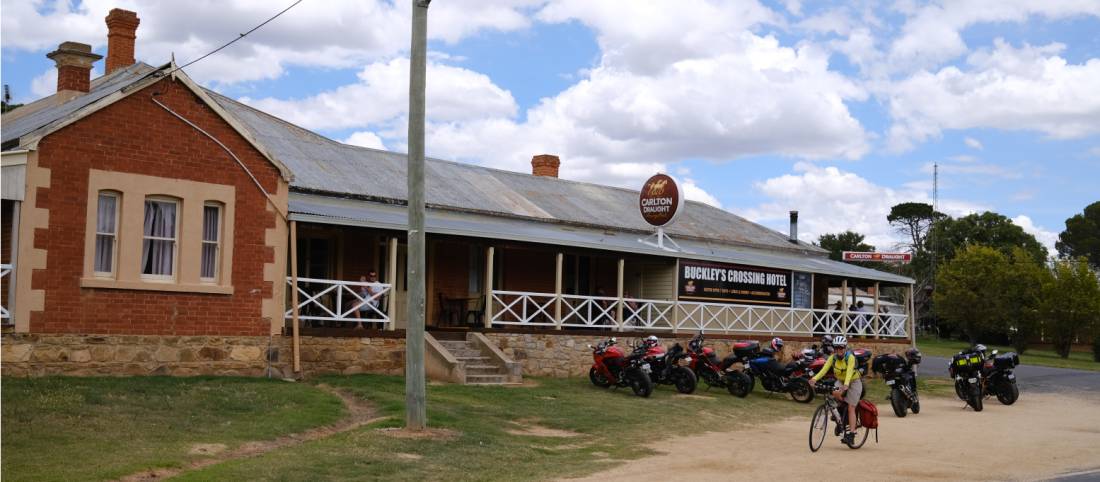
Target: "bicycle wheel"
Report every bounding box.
[846,411,870,449]
[808,404,828,452]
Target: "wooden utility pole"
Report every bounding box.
[405,0,429,431]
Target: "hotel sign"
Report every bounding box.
[639,173,683,227]
[678,260,792,306]
[842,251,912,263]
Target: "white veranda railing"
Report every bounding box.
[0,263,11,322]
[285,277,392,327]
[490,289,909,338]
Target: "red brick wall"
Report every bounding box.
[502,248,555,293]
[430,240,471,324]
[30,78,282,335]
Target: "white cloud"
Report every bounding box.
[0,0,540,86]
[343,131,386,150]
[964,137,983,150]
[682,178,721,208]
[240,58,518,131]
[29,68,57,99]
[921,161,1022,179]
[886,1,1100,72]
[1012,215,1058,255]
[740,163,985,250]
[885,40,1100,151]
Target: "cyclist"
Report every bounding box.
[808,335,861,444]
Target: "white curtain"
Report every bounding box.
[141,200,176,276]
[201,205,219,278]
[94,194,116,272]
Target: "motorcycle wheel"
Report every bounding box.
[911,400,921,414]
[808,404,828,453]
[968,384,983,412]
[629,369,653,398]
[672,367,697,394]
[788,377,814,403]
[589,367,611,388]
[954,379,967,400]
[726,371,752,398]
[890,387,908,418]
[996,381,1019,405]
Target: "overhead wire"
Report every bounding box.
[163,0,305,77]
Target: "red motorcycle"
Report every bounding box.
[588,337,654,397]
[687,334,761,396]
[643,338,697,394]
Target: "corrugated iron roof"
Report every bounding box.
[1,63,157,148]
[210,92,827,255]
[289,192,914,284]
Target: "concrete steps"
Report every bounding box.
[434,338,517,385]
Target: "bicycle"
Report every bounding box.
[808,381,869,451]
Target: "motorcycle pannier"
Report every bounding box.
[851,348,872,374]
[732,340,760,359]
[871,353,902,374]
[994,352,1020,369]
[951,352,982,374]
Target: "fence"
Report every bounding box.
[285,277,392,327]
[490,289,909,338]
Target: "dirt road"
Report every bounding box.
[567,393,1100,481]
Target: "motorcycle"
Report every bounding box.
[949,349,985,411]
[731,348,814,403]
[872,349,922,417]
[686,334,748,395]
[982,349,1020,405]
[790,344,828,379]
[588,337,654,397]
[645,341,698,394]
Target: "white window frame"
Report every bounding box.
[141,196,180,281]
[94,191,121,277]
[200,202,223,283]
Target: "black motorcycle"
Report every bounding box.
[982,349,1020,405]
[949,349,986,411]
[872,349,922,417]
[730,348,814,403]
[646,342,698,394]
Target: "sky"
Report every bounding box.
[3,0,1099,254]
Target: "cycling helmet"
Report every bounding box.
[643,335,660,347]
[905,348,922,365]
[832,335,849,348]
[770,337,784,352]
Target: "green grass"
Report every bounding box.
[178,374,939,482]
[1,376,345,482]
[916,336,1100,372]
[1,374,955,482]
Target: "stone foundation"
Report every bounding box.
[2,331,907,379]
[1,333,405,378]
[484,332,911,378]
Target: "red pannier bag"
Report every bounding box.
[857,399,880,443]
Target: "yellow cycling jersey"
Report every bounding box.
[812,352,861,386]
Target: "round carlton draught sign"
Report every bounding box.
[639,173,684,227]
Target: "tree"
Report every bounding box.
[1001,247,1050,354]
[1056,201,1100,268]
[929,211,1048,262]
[1040,258,1100,358]
[887,202,943,252]
[816,231,874,262]
[934,245,1010,342]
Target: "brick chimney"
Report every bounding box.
[105,8,140,75]
[46,42,103,96]
[531,154,561,178]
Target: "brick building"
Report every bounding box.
[1,9,913,380]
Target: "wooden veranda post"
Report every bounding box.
[840,279,848,334]
[290,220,301,374]
[387,237,398,331]
[554,252,563,330]
[483,246,494,328]
[616,258,625,331]
[873,281,880,339]
[908,283,916,347]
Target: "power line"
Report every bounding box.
[164,0,304,77]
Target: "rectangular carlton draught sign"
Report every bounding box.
[678,260,792,306]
